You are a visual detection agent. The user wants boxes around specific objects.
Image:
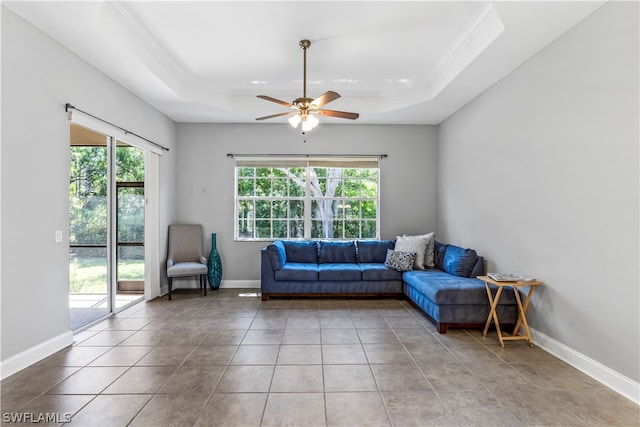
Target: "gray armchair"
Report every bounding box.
[166,224,208,300]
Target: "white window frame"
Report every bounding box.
[234,156,381,241]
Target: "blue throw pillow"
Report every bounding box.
[442,245,478,278]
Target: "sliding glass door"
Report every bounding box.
[69,124,144,331]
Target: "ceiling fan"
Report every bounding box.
[256,39,359,132]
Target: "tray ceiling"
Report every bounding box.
[4,1,605,124]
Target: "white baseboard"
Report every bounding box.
[530,328,639,404]
[1,331,73,380]
[160,279,261,296]
[219,280,260,289]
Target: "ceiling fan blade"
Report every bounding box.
[255,111,295,121]
[311,91,341,108]
[315,109,359,120]
[257,95,294,108]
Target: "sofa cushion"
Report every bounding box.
[360,263,403,281]
[356,240,394,263]
[434,241,448,270]
[384,249,416,272]
[318,263,362,281]
[274,263,319,281]
[266,240,287,270]
[283,240,318,263]
[403,270,517,305]
[318,241,357,263]
[443,245,478,278]
[395,235,428,270]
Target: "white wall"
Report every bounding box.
[174,123,438,287]
[0,8,177,367]
[438,1,639,388]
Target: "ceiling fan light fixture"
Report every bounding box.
[288,114,301,128]
[301,114,319,132]
[256,39,359,132]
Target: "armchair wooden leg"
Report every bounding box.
[203,275,207,296]
[168,277,173,300]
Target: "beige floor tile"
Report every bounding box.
[158,329,209,346]
[103,366,176,394]
[438,390,521,426]
[157,365,225,395]
[324,364,378,392]
[118,330,168,346]
[320,317,355,329]
[261,392,326,427]
[382,391,456,427]
[321,328,360,344]
[201,329,247,345]
[322,344,368,364]
[403,342,456,364]
[270,365,324,392]
[194,392,267,427]
[250,317,287,329]
[511,361,603,390]
[128,393,207,427]
[545,387,640,426]
[325,392,391,427]
[230,344,279,365]
[1,366,80,395]
[286,317,321,329]
[352,317,391,329]
[35,346,110,367]
[46,366,128,394]
[282,329,321,344]
[277,344,322,364]
[356,328,400,343]
[135,345,196,366]
[183,345,238,366]
[215,365,274,393]
[88,346,152,366]
[370,364,431,392]
[393,328,441,345]
[241,329,283,345]
[492,386,586,426]
[363,343,414,364]
[17,394,94,422]
[66,394,151,426]
[418,362,485,391]
[75,330,136,346]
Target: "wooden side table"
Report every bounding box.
[477,275,543,348]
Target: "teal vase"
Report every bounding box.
[207,233,222,290]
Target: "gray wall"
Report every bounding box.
[1,8,177,362]
[438,2,639,381]
[174,123,438,285]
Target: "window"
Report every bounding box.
[235,157,380,240]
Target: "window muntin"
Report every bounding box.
[235,158,379,241]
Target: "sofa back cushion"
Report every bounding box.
[434,241,448,270]
[442,244,479,278]
[356,240,394,263]
[318,241,357,263]
[283,240,318,263]
[266,240,287,270]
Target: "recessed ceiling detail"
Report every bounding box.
[4,1,606,124]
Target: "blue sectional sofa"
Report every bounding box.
[260,239,519,333]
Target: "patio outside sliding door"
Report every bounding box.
[69,123,144,331]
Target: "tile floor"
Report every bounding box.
[2,289,638,426]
